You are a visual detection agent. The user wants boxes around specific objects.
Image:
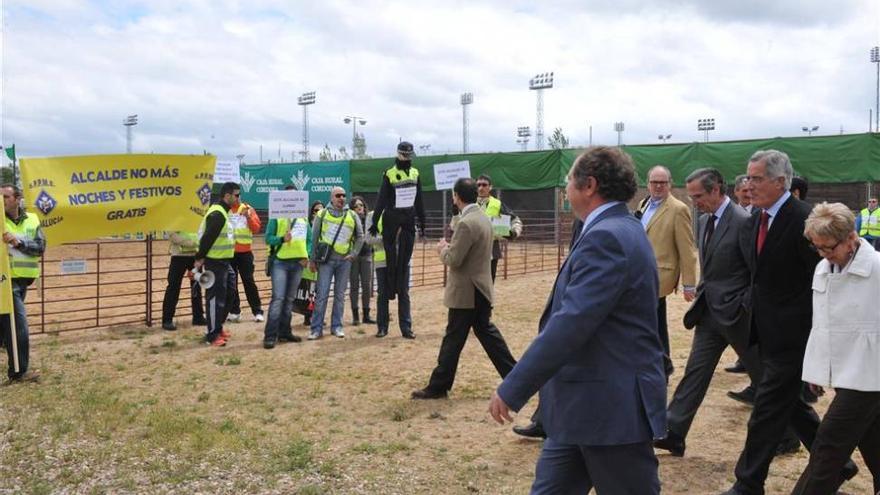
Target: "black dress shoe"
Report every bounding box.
[278,334,302,343]
[162,322,177,331]
[191,317,207,326]
[775,437,801,455]
[363,316,377,324]
[376,329,388,338]
[402,331,416,339]
[411,388,447,400]
[512,422,546,439]
[727,386,755,406]
[653,430,686,457]
[725,360,748,374]
[263,339,276,349]
[842,459,859,481]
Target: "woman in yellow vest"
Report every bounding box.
[348,196,375,325]
[262,187,312,348]
[299,201,323,327]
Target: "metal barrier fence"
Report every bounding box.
[24,210,576,335]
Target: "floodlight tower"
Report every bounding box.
[658,134,671,143]
[123,114,138,154]
[614,122,625,146]
[529,72,554,150]
[461,92,473,153]
[872,47,879,132]
[801,125,819,136]
[516,126,531,151]
[343,115,367,158]
[298,91,316,162]
[697,118,715,142]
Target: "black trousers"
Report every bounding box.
[204,259,236,342]
[381,216,415,300]
[733,353,825,494]
[656,297,674,377]
[490,258,498,283]
[792,388,880,495]
[161,255,204,324]
[426,287,517,392]
[229,250,263,316]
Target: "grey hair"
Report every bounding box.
[648,165,673,184]
[804,202,855,242]
[749,149,793,189]
[685,168,724,194]
[734,174,749,191]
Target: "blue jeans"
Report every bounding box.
[311,257,351,335]
[2,281,30,379]
[264,258,304,341]
[376,266,411,334]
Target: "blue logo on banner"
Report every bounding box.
[35,189,57,215]
[197,183,211,206]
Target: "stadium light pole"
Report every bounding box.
[298,91,316,162]
[236,154,245,165]
[872,46,879,132]
[516,126,531,151]
[419,144,431,155]
[801,125,819,137]
[529,72,554,150]
[658,134,671,143]
[461,92,473,153]
[343,115,367,158]
[614,122,625,146]
[697,118,715,142]
[123,114,138,154]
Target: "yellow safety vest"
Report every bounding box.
[176,231,199,255]
[199,204,234,259]
[231,203,253,245]
[372,214,385,265]
[860,208,880,237]
[275,218,309,260]
[5,212,41,279]
[319,209,357,256]
[385,165,419,187]
[480,196,509,238]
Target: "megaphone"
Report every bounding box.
[193,268,215,289]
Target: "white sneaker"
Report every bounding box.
[332,329,345,338]
[227,313,241,323]
[307,332,321,340]
[254,313,265,322]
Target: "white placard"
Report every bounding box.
[492,214,512,237]
[433,160,472,190]
[268,190,309,219]
[61,259,88,275]
[214,160,241,184]
[395,186,417,208]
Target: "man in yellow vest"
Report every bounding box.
[856,197,880,250]
[369,141,425,305]
[194,182,239,347]
[160,231,206,330]
[475,174,523,282]
[262,186,311,348]
[308,186,364,339]
[1,184,44,383]
[227,195,264,323]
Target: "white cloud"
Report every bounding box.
[1,0,879,163]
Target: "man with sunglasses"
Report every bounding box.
[308,186,364,339]
[193,182,240,347]
[369,141,426,303]
[474,174,523,282]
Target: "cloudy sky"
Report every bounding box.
[1,0,879,163]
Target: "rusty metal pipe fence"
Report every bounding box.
[25,210,577,335]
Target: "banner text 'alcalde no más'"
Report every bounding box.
[237,161,350,210]
[19,154,217,246]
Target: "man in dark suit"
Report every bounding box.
[721,150,857,495]
[489,146,666,494]
[654,168,762,456]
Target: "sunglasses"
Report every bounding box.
[334,193,346,198]
[233,193,241,197]
[476,183,490,188]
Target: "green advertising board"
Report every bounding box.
[238,161,350,209]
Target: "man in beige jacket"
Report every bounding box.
[412,177,517,400]
[639,165,697,377]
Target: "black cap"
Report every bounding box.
[397,141,415,157]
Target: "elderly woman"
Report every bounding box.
[792,202,880,495]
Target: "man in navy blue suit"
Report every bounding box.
[488,146,667,494]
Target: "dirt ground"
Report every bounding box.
[0,271,873,494]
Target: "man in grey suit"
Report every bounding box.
[654,168,763,456]
[411,177,517,400]
[489,147,666,494]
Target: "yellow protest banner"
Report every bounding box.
[19,154,216,246]
[0,219,13,315]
